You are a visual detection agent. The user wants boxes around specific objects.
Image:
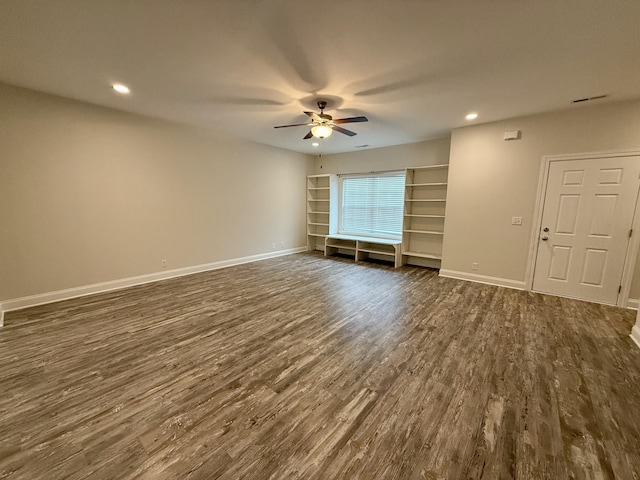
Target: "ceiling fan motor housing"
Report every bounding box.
[273,100,368,139]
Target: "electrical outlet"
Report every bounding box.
[472,262,478,271]
[280,241,285,248]
[271,242,276,250]
[161,259,167,268]
[512,216,523,225]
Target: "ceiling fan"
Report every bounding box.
[274,101,368,139]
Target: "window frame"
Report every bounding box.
[337,170,406,240]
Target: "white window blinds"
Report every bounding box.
[340,172,405,238]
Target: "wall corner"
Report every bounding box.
[631,310,640,349]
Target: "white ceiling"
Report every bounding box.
[1,0,639,155]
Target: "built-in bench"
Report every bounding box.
[325,234,402,268]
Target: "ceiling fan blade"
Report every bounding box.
[332,126,357,137]
[274,122,312,129]
[303,131,314,139]
[304,111,322,122]
[333,116,369,124]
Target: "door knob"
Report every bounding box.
[541,236,548,241]
[543,227,549,232]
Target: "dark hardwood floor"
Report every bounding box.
[1,252,640,479]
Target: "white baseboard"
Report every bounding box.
[631,325,640,350]
[438,271,639,311]
[0,246,307,325]
[438,269,526,291]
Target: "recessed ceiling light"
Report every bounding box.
[312,142,319,147]
[112,83,130,94]
[465,112,478,120]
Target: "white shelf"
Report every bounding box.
[325,234,402,267]
[402,251,443,260]
[402,166,449,268]
[358,247,395,256]
[403,230,444,235]
[327,233,401,245]
[307,174,338,252]
[326,241,357,251]
[330,245,357,251]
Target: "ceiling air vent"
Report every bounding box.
[571,94,608,104]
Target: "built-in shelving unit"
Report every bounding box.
[325,234,402,268]
[307,174,338,252]
[402,165,449,268]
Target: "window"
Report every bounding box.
[339,172,405,238]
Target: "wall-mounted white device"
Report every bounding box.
[503,130,521,141]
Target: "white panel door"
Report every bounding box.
[533,156,640,305]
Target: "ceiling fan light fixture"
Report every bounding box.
[311,124,332,139]
[274,102,367,139]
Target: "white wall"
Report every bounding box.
[442,99,640,298]
[312,138,451,175]
[0,83,312,304]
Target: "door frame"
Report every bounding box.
[525,149,640,307]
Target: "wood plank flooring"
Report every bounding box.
[1,252,640,479]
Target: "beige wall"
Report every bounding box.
[4,82,638,307]
[442,100,640,298]
[312,138,451,175]
[0,83,312,302]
